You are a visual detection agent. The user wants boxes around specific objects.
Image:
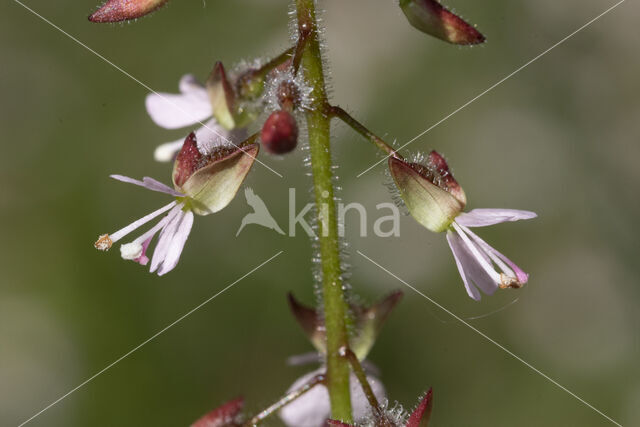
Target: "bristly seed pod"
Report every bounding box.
[88,0,169,23]
[277,80,301,111]
[399,0,485,45]
[261,110,298,155]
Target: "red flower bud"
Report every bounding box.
[406,388,433,427]
[399,0,485,45]
[261,110,298,155]
[88,0,169,23]
[191,396,244,427]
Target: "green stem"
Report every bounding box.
[329,106,401,158]
[295,0,353,422]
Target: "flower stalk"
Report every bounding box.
[295,0,353,421]
[328,106,399,157]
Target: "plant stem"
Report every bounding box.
[329,106,401,158]
[295,0,353,422]
[243,374,325,426]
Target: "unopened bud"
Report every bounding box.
[399,0,485,45]
[261,111,298,155]
[88,0,169,23]
[388,155,464,233]
[172,133,260,216]
[191,397,244,427]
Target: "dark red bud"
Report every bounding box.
[261,111,298,155]
[191,396,244,427]
[173,133,203,188]
[88,0,169,23]
[325,421,354,427]
[427,151,466,206]
[406,388,433,427]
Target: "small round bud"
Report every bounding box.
[277,80,301,111]
[261,111,298,155]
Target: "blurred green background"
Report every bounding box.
[1,0,639,425]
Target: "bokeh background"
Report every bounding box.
[1,0,639,425]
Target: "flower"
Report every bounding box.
[388,152,536,300]
[279,368,386,427]
[95,133,259,275]
[146,66,247,162]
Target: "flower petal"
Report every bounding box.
[463,227,530,285]
[157,210,193,276]
[110,175,184,197]
[455,209,537,228]
[145,79,211,129]
[446,231,481,300]
[149,206,184,273]
[279,369,385,427]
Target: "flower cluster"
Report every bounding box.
[88,0,538,425]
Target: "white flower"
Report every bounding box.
[447,208,537,300]
[279,368,386,427]
[95,134,260,275]
[94,175,193,276]
[146,74,246,162]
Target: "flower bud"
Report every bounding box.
[206,62,238,130]
[399,0,485,45]
[388,154,464,233]
[288,291,402,360]
[88,0,169,23]
[406,388,433,427]
[261,111,298,155]
[191,397,244,427]
[173,132,259,216]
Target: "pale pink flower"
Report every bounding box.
[146,75,245,162]
[94,175,193,276]
[447,208,536,300]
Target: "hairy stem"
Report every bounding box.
[340,347,380,411]
[295,0,353,421]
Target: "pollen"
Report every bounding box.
[94,234,113,251]
[499,273,523,289]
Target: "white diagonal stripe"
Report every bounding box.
[356,0,626,178]
[17,251,284,427]
[12,0,283,178]
[356,250,623,427]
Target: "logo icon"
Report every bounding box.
[236,188,285,236]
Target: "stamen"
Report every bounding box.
[94,234,113,251]
[109,201,177,243]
